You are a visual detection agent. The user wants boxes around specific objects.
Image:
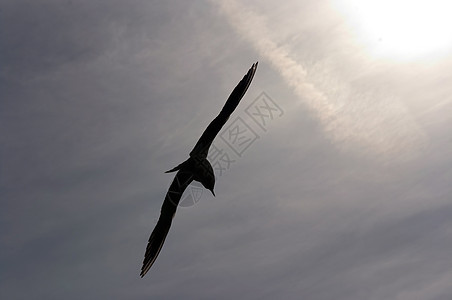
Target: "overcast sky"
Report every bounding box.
[2,1,452,299]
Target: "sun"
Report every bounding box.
[335,0,452,60]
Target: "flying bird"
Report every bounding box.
[140,62,258,277]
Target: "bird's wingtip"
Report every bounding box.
[140,268,149,278]
[252,61,258,71]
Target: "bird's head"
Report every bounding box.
[200,163,216,197]
[204,176,215,197]
[193,157,216,197]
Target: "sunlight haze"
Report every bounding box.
[2,1,452,299]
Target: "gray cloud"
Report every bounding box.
[2,1,452,299]
[209,0,427,160]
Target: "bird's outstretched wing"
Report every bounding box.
[190,62,258,158]
[140,171,194,277]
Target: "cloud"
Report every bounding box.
[2,1,451,299]
[209,0,426,160]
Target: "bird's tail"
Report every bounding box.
[165,158,190,173]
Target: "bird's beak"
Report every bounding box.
[210,189,216,197]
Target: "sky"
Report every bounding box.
[1,0,452,299]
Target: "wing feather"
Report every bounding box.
[190,62,258,157]
[140,171,193,277]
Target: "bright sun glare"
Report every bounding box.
[336,0,452,60]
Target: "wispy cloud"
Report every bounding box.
[210,0,426,160]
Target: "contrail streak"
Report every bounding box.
[210,0,426,160]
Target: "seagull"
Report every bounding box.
[140,62,258,277]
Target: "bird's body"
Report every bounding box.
[140,62,258,277]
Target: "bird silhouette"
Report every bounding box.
[140,62,258,277]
